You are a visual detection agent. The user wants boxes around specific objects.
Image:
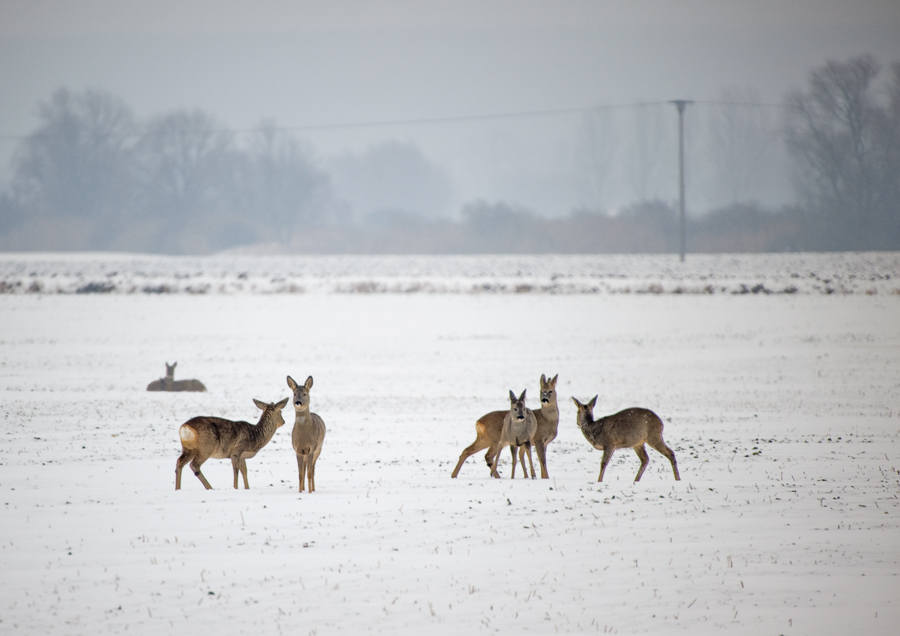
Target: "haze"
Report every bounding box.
[2,0,899,223]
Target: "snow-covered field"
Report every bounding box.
[1,253,899,634]
[2,251,900,295]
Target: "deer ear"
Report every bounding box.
[572,396,582,407]
[518,389,527,402]
[550,374,558,387]
[274,397,289,410]
[589,395,598,409]
[305,376,314,390]
[540,374,547,385]
[509,390,516,402]
[172,362,177,368]
[253,398,267,410]
[287,375,297,390]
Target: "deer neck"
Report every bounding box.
[249,410,281,448]
[576,410,596,433]
[540,398,559,421]
[293,407,313,426]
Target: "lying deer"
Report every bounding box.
[572,396,680,482]
[488,390,537,479]
[287,375,326,493]
[175,397,288,490]
[451,374,558,479]
[147,362,207,392]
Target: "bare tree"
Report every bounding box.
[628,103,668,203]
[11,88,137,246]
[134,110,238,251]
[242,121,330,240]
[328,141,453,223]
[706,88,780,208]
[575,109,619,211]
[786,55,900,249]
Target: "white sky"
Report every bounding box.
[1,0,898,214]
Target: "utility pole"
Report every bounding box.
[670,100,692,262]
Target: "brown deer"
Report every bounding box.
[287,375,326,493]
[175,397,288,490]
[572,396,680,482]
[487,390,537,479]
[532,374,559,479]
[451,374,558,479]
[147,362,207,392]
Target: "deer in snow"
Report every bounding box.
[147,362,207,392]
[175,397,288,490]
[532,374,559,479]
[485,390,537,479]
[287,375,326,493]
[572,396,680,482]
[451,374,559,479]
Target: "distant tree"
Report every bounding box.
[461,200,536,251]
[133,109,238,251]
[706,88,780,207]
[575,110,619,210]
[240,122,331,241]
[10,88,137,247]
[628,104,668,202]
[328,141,453,222]
[786,55,900,249]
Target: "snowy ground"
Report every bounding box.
[2,251,900,295]
[1,254,899,634]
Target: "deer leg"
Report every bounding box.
[524,442,536,480]
[308,454,317,493]
[190,458,213,490]
[239,458,250,489]
[297,453,308,493]
[534,441,549,479]
[510,445,520,478]
[634,445,650,482]
[489,446,503,479]
[451,438,491,478]
[175,450,192,490]
[231,456,242,489]
[483,442,499,473]
[649,439,681,480]
[598,449,615,482]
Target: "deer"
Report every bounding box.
[287,375,326,493]
[147,362,207,392]
[487,390,538,479]
[451,374,559,479]
[572,396,680,482]
[175,397,288,490]
[532,374,559,479]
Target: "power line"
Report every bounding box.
[0,99,789,142]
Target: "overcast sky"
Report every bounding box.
[2,0,899,215]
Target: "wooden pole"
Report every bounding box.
[670,100,692,262]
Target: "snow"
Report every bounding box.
[2,251,900,296]
[1,253,899,634]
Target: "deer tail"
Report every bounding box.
[179,424,198,449]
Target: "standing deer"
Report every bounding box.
[451,374,558,479]
[532,374,559,479]
[572,396,680,482]
[147,362,207,392]
[175,397,288,490]
[287,375,326,493]
[488,390,537,479]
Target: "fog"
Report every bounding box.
[1,1,899,251]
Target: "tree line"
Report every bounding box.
[1,54,898,254]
